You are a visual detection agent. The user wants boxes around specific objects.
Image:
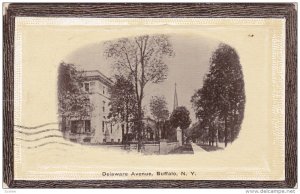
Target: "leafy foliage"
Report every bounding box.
[104,35,174,87]
[170,106,192,130]
[191,43,245,147]
[149,96,169,122]
[104,35,174,150]
[57,62,93,130]
[149,95,170,140]
[108,75,137,121]
[162,120,177,141]
[170,106,191,144]
[108,75,137,138]
[57,62,93,118]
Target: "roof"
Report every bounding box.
[81,70,113,87]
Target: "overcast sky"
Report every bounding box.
[64,34,220,122]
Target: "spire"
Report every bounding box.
[173,83,178,111]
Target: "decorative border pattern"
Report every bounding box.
[3,3,297,188]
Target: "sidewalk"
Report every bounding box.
[168,143,194,154]
[191,142,207,153]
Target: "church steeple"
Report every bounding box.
[173,83,178,111]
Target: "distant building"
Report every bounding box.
[63,70,122,144]
[141,117,159,141]
[61,69,171,145]
[173,83,178,111]
[173,83,182,146]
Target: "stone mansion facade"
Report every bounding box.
[61,70,178,145]
[63,70,123,144]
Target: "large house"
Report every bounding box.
[61,69,175,145]
[62,70,123,144]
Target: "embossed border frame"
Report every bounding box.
[3,3,297,188]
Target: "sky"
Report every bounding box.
[64,34,220,122]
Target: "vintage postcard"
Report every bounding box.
[12,17,286,182]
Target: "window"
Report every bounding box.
[103,86,105,94]
[102,121,105,132]
[83,137,91,143]
[70,121,78,133]
[71,120,84,133]
[118,139,120,143]
[85,120,91,133]
[111,139,114,143]
[90,82,95,92]
[102,101,106,112]
[84,83,89,92]
[70,138,77,143]
[111,124,113,134]
[103,139,106,143]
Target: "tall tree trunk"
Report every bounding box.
[124,114,129,144]
[138,39,146,152]
[126,120,129,135]
[137,100,143,152]
[121,124,125,144]
[161,120,165,139]
[156,120,159,140]
[125,103,129,135]
[158,122,160,140]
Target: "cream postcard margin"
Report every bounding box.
[14,18,285,181]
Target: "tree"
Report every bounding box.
[108,75,137,143]
[192,88,219,146]
[57,62,93,132]
[191,79,220,146]
[170,106,191,144]
[104,35,174,151]
[162,119,177,141]
[185,122,205,144]
[149,96,169,139]
[191,43,245,147]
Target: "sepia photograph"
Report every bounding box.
[57,33,245,154]
[3,3,296,189]
[12,17,284,180]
